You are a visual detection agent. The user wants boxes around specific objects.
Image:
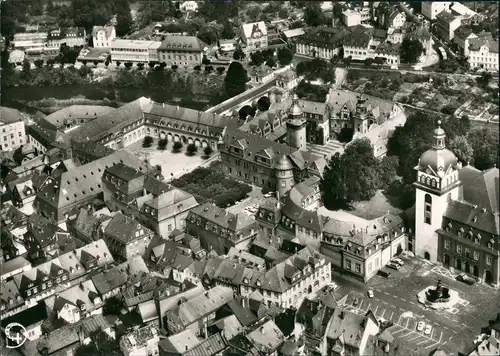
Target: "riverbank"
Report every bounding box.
[1,66,226,114]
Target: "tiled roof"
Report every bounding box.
[71,141,115,162]
[158,35,206,52]
[159,329,200,354]
[211,314,244,341]
[57,250,85,280]
[72,208,102,240]
[27,121,71,149]
[173,285,234,327]
[227,299,259,327]
[91,266,128,295]
[0,107,25,124]
[44,105,116,128]
[35,324,79,354]
[444,200,499,235]
[188,202,257,232]
[145,101,232,134]
[74,239,114,267]
[104,212,151,244]
[0,256,31,277]
[46,279,101,314]
[144,188,198,220]
[344,30,372,48]
[246,319,284,354]
[325,308,373,350]
[68,97,151,142]
[184,332,228,356]
[91,25,114,37]
[469,38,499,53]
[35,150,152,211]
[460,167,499,214]
[0,280,23,307]
[242,21,268,39]
[436,10,458,24]
[297,26,350,48]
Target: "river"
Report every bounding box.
[1,84,216,114]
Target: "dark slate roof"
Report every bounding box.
[188,202,257,232]
[444,200,499,235]
[296,26,351,48]
[1,301,47,328]
[436,10,458,24]
[158,35,206,52]
[105,213,150,243]
[91,266,128,295]
[460,167,499,214]
[105,162,143,181]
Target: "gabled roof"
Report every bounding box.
[460,167,499,214]
[43,105,116,128]
[0,107,25,124]
[104,212,150,244]
[189,202,257,232]
[35,150,152,211]
[68,97,152,142]
[443,200,499,235]
[242,21,268,39]
[91,25,114,37]
[91,266,128,295]
[246,319,284,354]
[436,10,458,24]
[143,188,198,220]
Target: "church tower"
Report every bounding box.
[275,154,295,198]
[414,120,461,262]
[286,94,307,151]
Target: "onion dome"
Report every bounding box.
[289,94,303,117]
[418,120,458,174]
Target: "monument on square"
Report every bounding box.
[417,279,460,310]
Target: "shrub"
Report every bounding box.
[216,66,225,74]
[142,135,154,148]
[172,141,183,153]
[157,139,168,150]
[93,60,99,66]
[194,65,201,71]
[205,65,214,72]
[137,63,145,70]
[148,62,155,68]
[171,64,179,70]
[202,56,211,65]
[124,62,133,68]
[186,143,197,156]
[203,145,213,157]
[116,61,121,67]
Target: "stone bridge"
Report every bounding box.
[205,78,278,116]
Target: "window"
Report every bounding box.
[444,240,450,249]
[424,194,432,224]
[486,256,492,265]
[473,251,480,261]
[465,248,471,258]
[355,263,361,273]
[298,226,303,233]
[345,260,351,270]
[457,245,462,254]
[168,224,173,231]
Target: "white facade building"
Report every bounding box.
[241,21,268,54]
[342,10,362,27]
[91,26,116,48]
[468,39,499,72]
[0,107,26,151]
[110,39,161,64]
[421,2,452,20]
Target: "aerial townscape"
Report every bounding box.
[0,1,499,356]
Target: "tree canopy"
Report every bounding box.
[115,0,133,37]
[277,47,293,66]
[467,127,499,170]
[224,61,248,98]
[449,135,474,166]
[303,3,325,27]
[321,138,387,209]
[400,38,424,64]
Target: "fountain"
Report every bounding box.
[417,279,460,310]
[425,280,450,303]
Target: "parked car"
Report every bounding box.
[377,270,391,278]
[367,290,374,298]
[387,262,401,270]
[424,324,432,335]
[456,273,475,285]
[391,258,404,266]
[417,321,425,332]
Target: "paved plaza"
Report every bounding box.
[331,256,500,356]
[123,141,217,181]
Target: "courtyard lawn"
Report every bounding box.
[345,190,403,220]
[123,140,209,181]
[317,190,403,222]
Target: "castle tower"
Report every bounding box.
[275,154,295,197]
[352,94,370,134]
[286,94,307,151]
[414,120,461,262]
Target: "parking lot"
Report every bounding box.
[332,255,500,355]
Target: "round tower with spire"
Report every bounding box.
[275,154,295,198]
[286,94,307,151]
